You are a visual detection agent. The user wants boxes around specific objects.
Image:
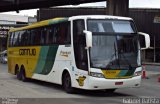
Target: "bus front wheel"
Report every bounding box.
[62,72,74,93]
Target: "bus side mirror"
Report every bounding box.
[83,30,92,48]
[138,32,150,50]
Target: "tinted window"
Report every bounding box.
[13,32,19,46]
[19,30,25,46]
[8,32,13,47]
[46,22,71,45]
[25,30,31,46]
[8,22,71,47]
[30,29,41,45]
[46,26,55,44]
[40,27,47,45]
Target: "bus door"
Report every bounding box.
[73,20,89,86]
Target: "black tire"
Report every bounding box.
[105,89,116,93]
[16,69,21,80]
[62,72,74,93]
[20,68,28,82]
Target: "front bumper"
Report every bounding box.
[86,75,141,90]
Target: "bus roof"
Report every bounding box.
[10,15,133,32]
[69,15,133,21]
[10,17,68,32]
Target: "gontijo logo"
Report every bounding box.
[60,51,71,57]
[19,49,36,56]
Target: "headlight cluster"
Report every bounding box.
[134,71,142,76]
[90,72,105,78]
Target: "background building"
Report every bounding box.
[0,14,37,52]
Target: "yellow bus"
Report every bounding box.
[8,15,150,93]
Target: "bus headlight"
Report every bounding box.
[90,72,105,78]
[134,71,142,76]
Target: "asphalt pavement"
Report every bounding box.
[0,63,160,104]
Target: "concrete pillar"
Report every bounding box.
[107,0,129,17]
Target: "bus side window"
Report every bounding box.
[46,26,54,45]
[30,30,35,45]
[11,32,15,47]
[31,29,40,46]
[26,30,31,46]
[52,26,57,44]
[40,27,47,45]
[9,32,13,47]
[18,31,22,46]
[64,22,71,44]
[56,22,71,45]
[18,30,25,46]
[54,25,59,44]
[58,24,65,44]
[35,28,41,45]
[23,30,28,46]
[13,32,19,46]
[15,32,20,46]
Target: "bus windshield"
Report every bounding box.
[87,19,140,70]
[87,19,136,33]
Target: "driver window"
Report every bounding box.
[73,20,88,71]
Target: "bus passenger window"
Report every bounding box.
[54,26,59,44]
[35,28,41,45]
[18,31,22,46]
[13,32,19,46]
[40,28,47,45]
[58,25,65,44]
[64,22,71,44]
[46,27,53,44]
[9,32,13,47]
[30,30,36,45]
[31,29,41,45]
[15,32,20,46]
[26,30,31,46]
[48,22,71,45]
[19,30,26,46]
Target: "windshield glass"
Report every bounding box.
[87,19,136,33]
[87,19,140,70]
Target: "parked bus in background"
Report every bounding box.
[7,15,150,93]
